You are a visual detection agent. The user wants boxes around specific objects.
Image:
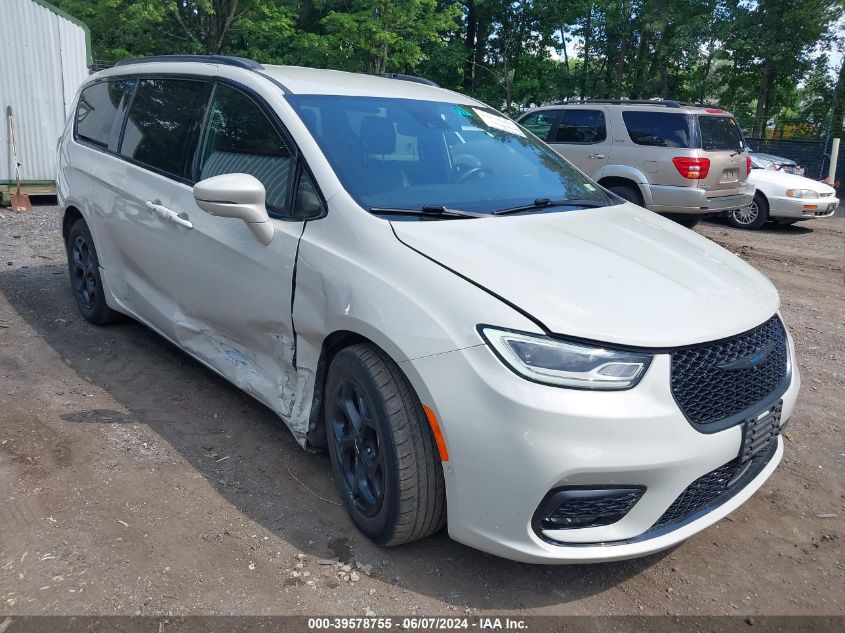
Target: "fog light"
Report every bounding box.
[533,486,645,531]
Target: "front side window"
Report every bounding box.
[698,115,744,152]
[519,111,559,140]
[120,78,210,179]
[75,79,136,151]
[288,95,613,216]
[198,84,294,213]
[622,111,694,148]
[555,109,607,144]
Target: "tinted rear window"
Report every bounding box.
[75,79,136,151]
[698,115,744,152]
[622,111,693,148]
[555,109,606,143]
[120,79,210,179]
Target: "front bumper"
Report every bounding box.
[648,181,755,215]
[767,195,839,219]
[402,330,799,563]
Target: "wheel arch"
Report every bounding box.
[62,205,85,243]
[598,173,652,206]
[306,329,400,449]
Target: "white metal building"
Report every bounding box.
[1,0,90,201]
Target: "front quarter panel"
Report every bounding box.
[292,191,541,410]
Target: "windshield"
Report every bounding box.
[698,115,745,152]
[749,154,773,169]
[287,95,614,216]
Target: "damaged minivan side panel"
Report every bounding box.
[289,186,543,448]
[145,177,310,442]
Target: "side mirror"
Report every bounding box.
[193,173,274,246]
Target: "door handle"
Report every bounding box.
[588,153,606,159]
[144,200,168,217]
[145,201,193,229]
[168,213,193,229]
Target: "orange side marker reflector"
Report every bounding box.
[422,405,449,462]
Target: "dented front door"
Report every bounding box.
[161,179,303,421]
[151,81,306,427]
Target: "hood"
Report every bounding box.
[748,169,836,194]
[751,152,796,165]
[392,204,780,348]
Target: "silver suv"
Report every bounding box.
[516,100,754,227]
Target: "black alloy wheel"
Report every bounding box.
[324,343,446,546]
[66,219,120,324]
[331,378,386,517]
[70,233,97,310]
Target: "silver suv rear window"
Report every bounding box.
[621,111,693,148]
[698,115,745,152]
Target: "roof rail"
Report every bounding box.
[371,72,440,87]
[554,99,683,108]
[114,55,264,71]
[678,102,725,110]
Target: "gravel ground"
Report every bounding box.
[0,205,842,617]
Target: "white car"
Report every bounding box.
[729,159,839,229]
[57,55,799,564]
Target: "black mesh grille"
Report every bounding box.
[670,315,788,425]
[543,490,643,529]
[650,405,781,531]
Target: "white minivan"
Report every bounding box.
[58,55,800,564]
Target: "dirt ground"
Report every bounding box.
[0,204,842,617]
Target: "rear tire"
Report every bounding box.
[325,343,446,546]
[607,184,644,207]
[664,214,701,228]
[727,192,768,230]
[66,219,120,325]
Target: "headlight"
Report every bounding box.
[786,189,818,198]
[480,327,652,390]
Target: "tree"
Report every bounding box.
[316,0,459,73]
[169,0,243,55]
[831,55,845,140]
[797,57,835,128]
[733,0,841,136]
[49,0,842,123]
[51,0,171,63]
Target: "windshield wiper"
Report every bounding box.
[369,205,488,219]
[491,198,608,216]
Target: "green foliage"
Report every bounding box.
[51,0,171,63]
[316,0,460,73]
[47,0,843,134]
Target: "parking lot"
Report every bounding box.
[0,205,842,616]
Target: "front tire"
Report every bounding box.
[66,219,120,324]
[728,192,769,230]
[325,343,446,546]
